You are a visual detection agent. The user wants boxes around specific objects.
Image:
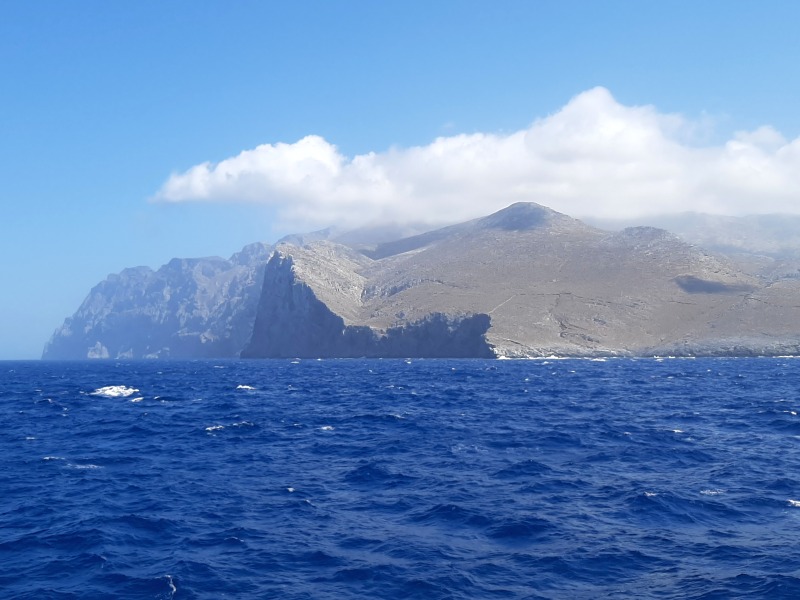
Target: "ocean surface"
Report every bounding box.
[2,358,800,599]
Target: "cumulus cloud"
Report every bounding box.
[152,87,800,229]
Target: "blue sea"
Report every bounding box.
[3,358,800,599]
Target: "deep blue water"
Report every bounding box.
[2,358,800,599]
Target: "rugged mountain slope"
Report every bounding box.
[240,247,493,358]
[41,223,428,360]
[42,243,272,359]
[244,203,800,357]
[46,202,800,359]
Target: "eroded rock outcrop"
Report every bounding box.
[241,251,494,358]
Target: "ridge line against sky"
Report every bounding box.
[1,0,799,359]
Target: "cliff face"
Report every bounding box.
[42,243,271,359]
[240,252,494,358]
[243,203,800,358]
[45,202,800,359]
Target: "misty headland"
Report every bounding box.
[44,202,800,360]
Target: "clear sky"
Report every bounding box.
[1,0,799,360]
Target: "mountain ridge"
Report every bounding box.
[43,202,800,359]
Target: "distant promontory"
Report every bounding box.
[43,203,800,359]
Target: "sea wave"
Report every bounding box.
[3,358,800,598]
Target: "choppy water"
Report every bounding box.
[2,357,800,599]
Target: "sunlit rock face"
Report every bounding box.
[243,203,800,358]
[46,202,800,360]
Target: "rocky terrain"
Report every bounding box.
[242,203,800,358]
[240,249,494,358]
[42,242,271,359]
[44,202,800,359]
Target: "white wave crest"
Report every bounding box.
[91,385,139,398]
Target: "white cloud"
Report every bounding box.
[152,87,800,229]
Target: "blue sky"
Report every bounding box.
[1,0,799,359]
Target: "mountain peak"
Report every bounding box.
[476,202,569,231]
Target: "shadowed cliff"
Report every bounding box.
[241,252,494,358]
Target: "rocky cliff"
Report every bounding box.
[242,203,800,358]
[240,251,494,358]
[42,242,272,359]
[45,202,800,359]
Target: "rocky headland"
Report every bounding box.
[44,202,800,359]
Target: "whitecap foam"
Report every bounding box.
[205,425,225,432]
[91,385,139,398]
[236,385,255,390]
[130,397,144,403]
[43,456,65,461]
[788,499,800,507]
[68,463,101,469]
[287,487,295,493]
[700,489,726,496]
[320,425,334,431]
